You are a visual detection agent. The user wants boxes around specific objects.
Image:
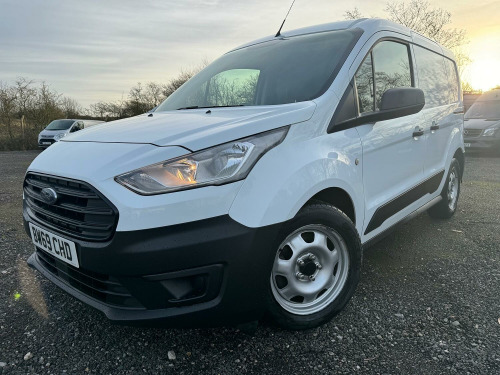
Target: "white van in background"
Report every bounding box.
[38,119,105,148]
[24,19,464,330]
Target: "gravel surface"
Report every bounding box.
[0,150,499,374]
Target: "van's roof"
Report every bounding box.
[477,88,500,102]
[231,18,453,59]
[55,119,103,122]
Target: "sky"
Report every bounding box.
[1,0,499,108]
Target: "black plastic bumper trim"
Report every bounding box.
[25,214,283,327]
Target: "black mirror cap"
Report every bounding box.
[380,87,425,112]
[328,87,426,133]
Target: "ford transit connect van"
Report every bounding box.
[38,119,104,148]
[464,88,500,151]
[24,19,464,330]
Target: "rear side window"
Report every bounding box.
[444,59,459,103]
[354,41,412,113]
[413,46,449,108]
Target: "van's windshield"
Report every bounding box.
[45,120,75,130]
[465,101,500,120]
[156,29,361,111]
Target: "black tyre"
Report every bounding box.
[428,158,461,219]
[266,203,362,330]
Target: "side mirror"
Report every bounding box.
[329,87,425,132]
[378,87,425,118]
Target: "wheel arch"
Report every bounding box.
[453,147,465,181]
[304,187,356,225]
[228,128,364,231]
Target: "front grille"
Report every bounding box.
[24,173,118,242]
[464,128,482,137]
[36,248,143,309]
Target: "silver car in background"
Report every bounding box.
[464,88,500,151]
[38,119,104,148]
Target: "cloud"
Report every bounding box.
[0,0,496,107]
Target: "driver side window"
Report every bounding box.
[70,122,83,132]
[355,41,412,114]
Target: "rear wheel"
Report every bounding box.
[266,203,362,330]
[428,158,461,219]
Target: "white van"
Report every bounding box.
[38,119,105,148]
[24,19,464,330]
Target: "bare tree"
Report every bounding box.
[344,7,363,20]
[344,0,470,76]
[162,61,209,98]
[162,69,198,98]
[453,48,472,77]
[0,78,91,150]
[0,83,17,140]
[89,101,111,118]
[345,1,467,49]
[144,82,164,108]
[60,97,82,118]
[461,81,480,94]
[86,60,210,118]
[31,82,64,131]
[2,60,213,149]
[384,0,466,49]
[15,77,36,119]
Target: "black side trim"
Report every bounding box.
[364,170,445,235]
[363,195,442,250]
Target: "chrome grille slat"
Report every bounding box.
[25,199,113,230]
[464,129,482,137]
[24,186,112,215]
[25,177,99,199]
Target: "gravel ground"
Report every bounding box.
[0,150,499,375]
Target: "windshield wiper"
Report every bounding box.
[176,105,245,110]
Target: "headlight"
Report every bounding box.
[54,133,65,141]
[115,127,289,195]
[482,127,497,137]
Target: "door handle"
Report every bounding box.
[430,122,440,131]
[412,127,424,138]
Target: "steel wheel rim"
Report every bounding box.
[270,224,350,315]
[447,166,459,211]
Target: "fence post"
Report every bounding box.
[21,115,25,150]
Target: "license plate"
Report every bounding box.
[29,223,79,268]
[464,143,471,148]
[42,142,51,145]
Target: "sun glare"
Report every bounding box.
[468,59,500,92]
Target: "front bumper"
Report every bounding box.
[38,139,55,148]
[464,136,500,150]
[24,212,282,327]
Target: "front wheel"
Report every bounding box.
[428,158,461,219]
[266,203,362,330]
